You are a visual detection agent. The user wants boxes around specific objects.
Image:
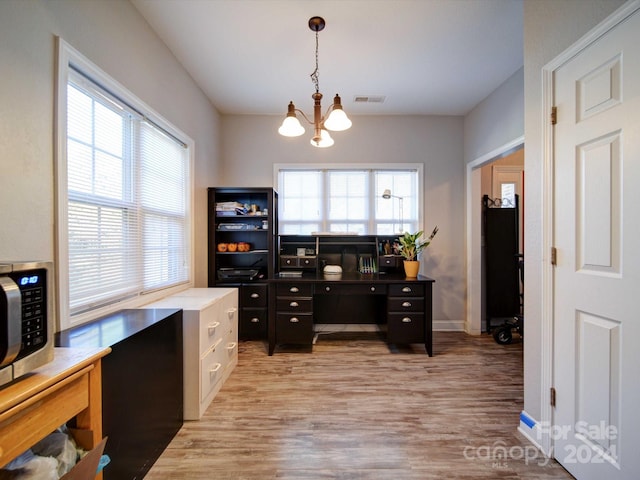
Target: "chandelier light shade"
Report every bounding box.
[278,16,352,148]
[278,102,305,137]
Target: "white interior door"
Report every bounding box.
[553,8,640,479]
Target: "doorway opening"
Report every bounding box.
[465,137,524,335]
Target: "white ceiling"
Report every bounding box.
[131,0,523,117]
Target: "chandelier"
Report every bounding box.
[278,16,352,148]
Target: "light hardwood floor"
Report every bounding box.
[146,331,573,479]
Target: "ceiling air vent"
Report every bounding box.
[354,95,386,103]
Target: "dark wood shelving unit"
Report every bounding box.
[208,187,277,339]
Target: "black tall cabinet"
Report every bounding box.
[208,187,277,339]
[483,194,521,332]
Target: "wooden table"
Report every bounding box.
[0,347,111,477]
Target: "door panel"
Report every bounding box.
[576,132,621,274]
[553,7,640,479]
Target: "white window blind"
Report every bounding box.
[277,167,421,235]
[65,68,190,316]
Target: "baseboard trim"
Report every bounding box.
[517,410,548,455]
[433,319,465,331]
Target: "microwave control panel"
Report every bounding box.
[9,268,47,360]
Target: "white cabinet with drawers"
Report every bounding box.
[142,287,238,420]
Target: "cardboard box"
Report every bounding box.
[60,430,107,480]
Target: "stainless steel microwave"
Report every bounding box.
[0,261,54,387]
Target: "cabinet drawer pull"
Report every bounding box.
[251,293,260,299]
[250,317,260,323]
[289,301,299,307]
[227,307,237,318]
[402,301,412,307]
[370,286,376,292]
[402,317,412,323]
[289,286,299,293]
[286,259,293,264]
[303,259,311,265]
[207,321,221,335]
[402,286,412,293]
[289,317,300,323]
[209,363,222,376]
[226,342,237,351]
[325,286,331,292]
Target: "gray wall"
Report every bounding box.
[464,66,524,164]
[0,0,221,288]
[221,114,467,329]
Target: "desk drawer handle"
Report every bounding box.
[226,342,237,351]
[402,317,412,323]
[251,293,260,299]
[289,286,299,293]
[402,301,412,307]
[289,301,299,307]
[207,321,221,335]
[227,307,237,318]
[370,286,376,292]
[402,286,412,293]
[325,286,331,292]
[209,363,222,376]
[289,317,300,323]
[250,317,260,323]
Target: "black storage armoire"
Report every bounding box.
[483,194,520,332]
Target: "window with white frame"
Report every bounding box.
[276,166,422,235]
[57,41,192,327]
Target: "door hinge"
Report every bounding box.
[550,387,556,407]
[551,247,557,266]
[551,106,557,125]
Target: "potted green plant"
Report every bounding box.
[398,226,439,277]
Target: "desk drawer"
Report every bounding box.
[280,256,317,269]
[280,256,297,268]
[200,339,224,401]
[317,283,386,295]
[276,297,313,312]
[276,283,313,296]
[387,297,424,312]
[388,284,425,297]
[240,308,267,338]
[379,255,402,268]
[242,284,268,307]
[387,313,425,344]
[276,313,314,344]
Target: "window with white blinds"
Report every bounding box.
[60,58,191,322]
[277,166,421,235]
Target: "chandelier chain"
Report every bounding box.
[310,30,320,93]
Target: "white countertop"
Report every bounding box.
[141,287,238,311]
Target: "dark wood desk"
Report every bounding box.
[56,309,183,480]
[268,272,434,356]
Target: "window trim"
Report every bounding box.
[273,163,424,234]
[55,37,195,330]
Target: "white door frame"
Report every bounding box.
[465,136,524,335]
[540,0,640,457]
